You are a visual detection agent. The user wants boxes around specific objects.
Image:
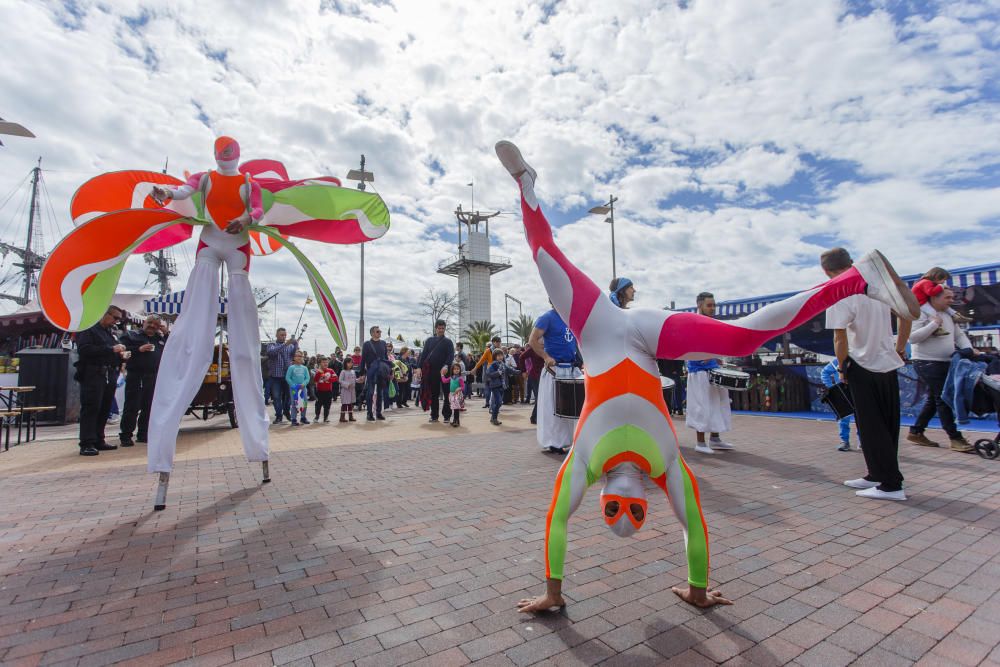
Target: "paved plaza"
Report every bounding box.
[1,405,999,666]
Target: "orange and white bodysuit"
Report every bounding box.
[495,141,914,590]
[147,138,270,472]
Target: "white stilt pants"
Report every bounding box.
[147,241,269,473]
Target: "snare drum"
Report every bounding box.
[821,382,854,420]
[553,364,585,418]
[708,367,751,392]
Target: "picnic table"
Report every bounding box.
[0,386,56,451]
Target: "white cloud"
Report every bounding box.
[0,0,997,353]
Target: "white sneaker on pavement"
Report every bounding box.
[856,487,907,501]
[694,444,715,455]
[854,250,921,320]
[844,478,879,489]
[709,439,734,450]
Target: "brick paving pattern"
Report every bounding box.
[1,405,999,666]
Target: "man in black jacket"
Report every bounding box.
[360,325,389,421]
[76,305,128,456]
[119,315,166,446]
[417,319,455,423]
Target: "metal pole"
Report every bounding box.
[609,195,617,281]
[358,155,366,347]
[23,158,41,303]
[505,300,509,345]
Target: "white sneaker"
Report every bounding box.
[495,141,539,209]
[856,487,907,501]
[844,478,879,489]
[694,444,715,455]
[855,250,921,320]
[709,439,734,450]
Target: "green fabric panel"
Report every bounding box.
[586,424,667,481]
[253,226,346,347]
[681,465,709,588]
[274,185,390,228]
[80,264,126,327]
[545,451,577,581]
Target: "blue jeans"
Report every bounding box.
[268,377,291,419]
[838,416,855,443]
[366,376,385,417]
[489,387,503,419]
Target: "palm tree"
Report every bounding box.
[508,313,536,345]
[462,320,499,356]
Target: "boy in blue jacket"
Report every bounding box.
[821,358,856,451]
[486,350,509,426]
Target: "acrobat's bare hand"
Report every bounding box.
[672,585,732,608]
[226,216,250,234]
[150,186,172,205]
[516,594,565,614]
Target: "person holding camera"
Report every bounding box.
[360,325,390,421]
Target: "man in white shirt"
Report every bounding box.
[823,248,916,501]
[905,286,975,453]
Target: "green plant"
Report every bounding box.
[508,313,536,345]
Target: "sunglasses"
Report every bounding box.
[601,495,647,529]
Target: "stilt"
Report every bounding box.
[154,472,169,510]
[262,461,271,483]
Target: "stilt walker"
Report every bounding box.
[38,137,390,510]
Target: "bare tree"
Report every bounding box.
[419,288,458,332]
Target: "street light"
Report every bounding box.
[347,155,375,346]
[589,195,618,280]
[504,293,522,345]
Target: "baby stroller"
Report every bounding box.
[972,374,1000,460]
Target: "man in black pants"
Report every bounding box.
[76,305,128,456]
[823,248,916,501]
[360,325,389,421]
[417,319,455,423]
[119,315,166,446]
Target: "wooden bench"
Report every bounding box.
[0,405,55,451]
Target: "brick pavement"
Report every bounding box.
[1,405,999,666]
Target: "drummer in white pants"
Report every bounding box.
[528,307,579,453]
[685,293,735,455]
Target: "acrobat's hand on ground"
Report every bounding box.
[516,593,565,613]
[672,585,732,608]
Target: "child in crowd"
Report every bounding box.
[820,358,856,452]
[312,357,337,423]
[285,351,310,426]
[351,346,364,412]
[485,349,509,426]
[443,363,465,427]
[338,357,357,422]
[411,367,422,408]
[911,267,970,322]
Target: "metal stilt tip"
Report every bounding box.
[154,472,169,511]
[262,461,271,483]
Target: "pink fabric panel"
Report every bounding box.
[657,267,867,359]
[135,223,194,253]
[280,218,370,244]
[519,187,600,337]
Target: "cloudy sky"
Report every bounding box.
[1,0,998,352]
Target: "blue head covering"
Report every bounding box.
[609,277,634,307]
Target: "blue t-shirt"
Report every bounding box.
[686,359,720,373]
[535,310,577,363]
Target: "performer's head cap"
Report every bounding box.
[214,136,240,162]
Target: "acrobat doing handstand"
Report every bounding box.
[494,141,920,611]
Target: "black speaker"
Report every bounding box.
[16,348,80,424]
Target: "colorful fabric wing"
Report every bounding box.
[260,182,390,244]
[39,209,202,331]
[253,226,348,347]
[69,170,198,253]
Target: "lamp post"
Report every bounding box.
[504,293,522,345]
[589,195,618,280]
[347,155,375,346]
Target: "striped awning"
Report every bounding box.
[144,290,227,315]
[676,262,1000,316]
